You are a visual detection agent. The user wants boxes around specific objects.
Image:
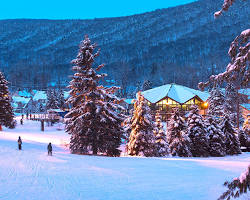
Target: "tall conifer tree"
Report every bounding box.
[205,116,226,157]
[154,112,169,157]
[220,115,241,155]
[167,108,192,157]
[187,105,210,157]
[65,35,124,156]
[0,72,15,129]
[207,87,226,122]
[127,92,156,157]
[46,89,59,110]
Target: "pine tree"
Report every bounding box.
[127,92,156,157]
[154,112,169,157]
[218,165,250,200]
[123,114,132,145]
[65,35,125,156]
[167,108,192,157]
[238,128,248,148]
[187,105,210,157]
[0,72,15,129]
[58,89,65,109]
[46,89,59,110]
[207,87,226,122]
[225,83,237,118]
[224,83,244,126]
[205,116,226,157]
[220,115,241,155]
[39,103,45,113]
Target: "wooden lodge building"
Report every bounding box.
[141,83,210,121]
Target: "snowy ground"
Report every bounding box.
[0,118,249,200]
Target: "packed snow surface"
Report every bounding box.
[0,118,249,200]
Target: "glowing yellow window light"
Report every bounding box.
[202,102,209,109]
[162,99,168,105]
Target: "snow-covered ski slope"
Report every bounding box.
[0,118,249,200]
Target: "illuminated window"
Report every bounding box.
[185,99,195,105]
[195,98,202,105]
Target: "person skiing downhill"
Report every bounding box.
[47,143,52,156]
[18,136,22,150]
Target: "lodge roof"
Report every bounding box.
[141,83,210,104]
[12,96,31,105]
[33,91,47,101]
[240,104,250,111]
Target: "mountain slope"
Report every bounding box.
[0,0,249,94]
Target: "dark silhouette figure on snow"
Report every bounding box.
[18,136,22,150]
[47,143,52,156]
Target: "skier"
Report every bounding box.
[18,136,22,150]
[20,118,23,125]
[47,143,52,156]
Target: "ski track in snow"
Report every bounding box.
[0,118,249,200]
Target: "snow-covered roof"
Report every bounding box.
[12,96,31,105]
[239,88,250,97]
[12,103,18,108]
[48,109,64,113]
[141,83,210,104]
[17,89,37,98]
[124,99,135,104]
[240,104,250,111]
[33,91,47,101]
[18,90,32,98]
[64,91,70,99]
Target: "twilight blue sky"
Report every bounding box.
[0,0,196,20]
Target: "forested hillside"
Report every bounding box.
[0,0,249,96]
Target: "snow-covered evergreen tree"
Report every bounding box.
[187,105,210,157]
[243,117,249,133]
[154,112,169,157]
[205,116,226,157]
[220,115,241,155]
[167,108,192,157]
[199,2,249,90]
[207,87,226,122]
[224,83,244,126]
[57,89,65,108]
[65,35,125,156]
[39,103,45,113]
[0,72,15,129]
[219,165,250,200]
[127,92,156,157]
[123,114,132,145]
[238,128,248,148]
[46,89,59,110]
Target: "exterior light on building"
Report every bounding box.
[203,102,209,109]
